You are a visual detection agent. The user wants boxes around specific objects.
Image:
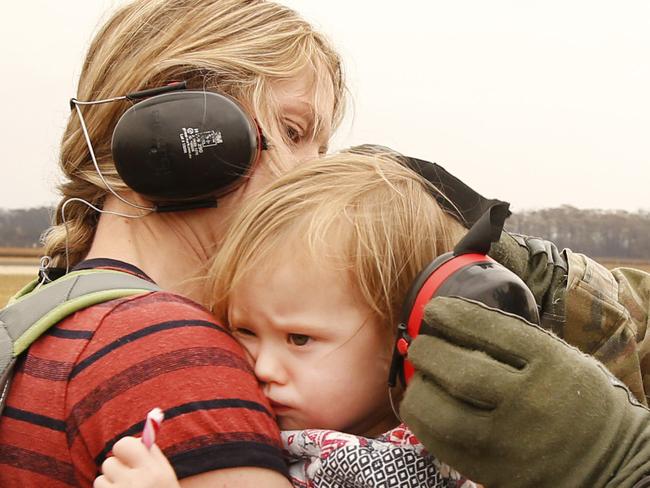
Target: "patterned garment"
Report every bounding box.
[283,424,476,488]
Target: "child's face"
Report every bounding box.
[228,248,397,437]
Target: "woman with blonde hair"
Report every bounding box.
[93,149,478,488]
[0,0,344,486]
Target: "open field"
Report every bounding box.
[0,248,42,305]
[0,274,33,305]
[598,259,650,273]
[1,247,649,307]
[0,247,42,258]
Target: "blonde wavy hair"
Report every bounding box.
[44,0,345,267]
[206,150,466,332]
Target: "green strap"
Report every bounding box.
[0,269,160,414]
[0,269,160,356]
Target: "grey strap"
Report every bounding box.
[0,270,160,345]
[0,270,160,413]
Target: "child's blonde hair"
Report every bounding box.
[44,0,345,267]
[207,149,466,332]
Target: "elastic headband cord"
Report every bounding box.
[57,98,156,274]
[60,197,155,273]
[33,255,53,290]
[55,83,196,275]
[70,98,155,213]
[388,387,403,425]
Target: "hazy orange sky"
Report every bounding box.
[2,0,649,211]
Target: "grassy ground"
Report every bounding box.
[1,274,33,306]
[0,250,40,305]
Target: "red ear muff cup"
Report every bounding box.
[112,90,261,201]
[396,252,540,385]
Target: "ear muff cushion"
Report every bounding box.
[398,253,487,383]
[112,90,261,201]
[398,252,455,333]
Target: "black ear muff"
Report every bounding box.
[388,203,540,387]
[112,90,263,202]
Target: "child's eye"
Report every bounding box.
[288,333,311,346]
[233,327,256,337]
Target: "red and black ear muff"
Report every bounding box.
[111,86,266,204]
[388,203,540,388]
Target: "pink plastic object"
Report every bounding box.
[142,407,164,449]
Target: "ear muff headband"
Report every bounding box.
[112,90,263,202]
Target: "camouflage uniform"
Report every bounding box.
[490,232,650,405]
[563,250,650,405]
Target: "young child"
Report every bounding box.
[94,150,477,488]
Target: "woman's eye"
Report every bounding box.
[285,124,303,144]
[288,334,311,346]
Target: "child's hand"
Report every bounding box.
[93,436,180,488]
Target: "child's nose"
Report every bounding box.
[253,346,287,385]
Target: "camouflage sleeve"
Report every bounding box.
[489,231,650,405]
[563,250,650,405]
[488,231,568,334]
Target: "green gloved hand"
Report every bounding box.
[400,296,650,488]
[488,231,567,334]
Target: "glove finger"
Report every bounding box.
[488,231,528,278]
[423,296,552,367]
[400,370,492,449]
[407,334,523,410]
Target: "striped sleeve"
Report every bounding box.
[65,292,286,483]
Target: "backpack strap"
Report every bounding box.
[0,269,161,411]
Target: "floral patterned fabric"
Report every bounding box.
[282,424,476,488]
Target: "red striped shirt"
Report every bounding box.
[0,259,286,487]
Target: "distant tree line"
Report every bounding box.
[0,205,648,259]
[0,207,52,248]
[506,206,650,260]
